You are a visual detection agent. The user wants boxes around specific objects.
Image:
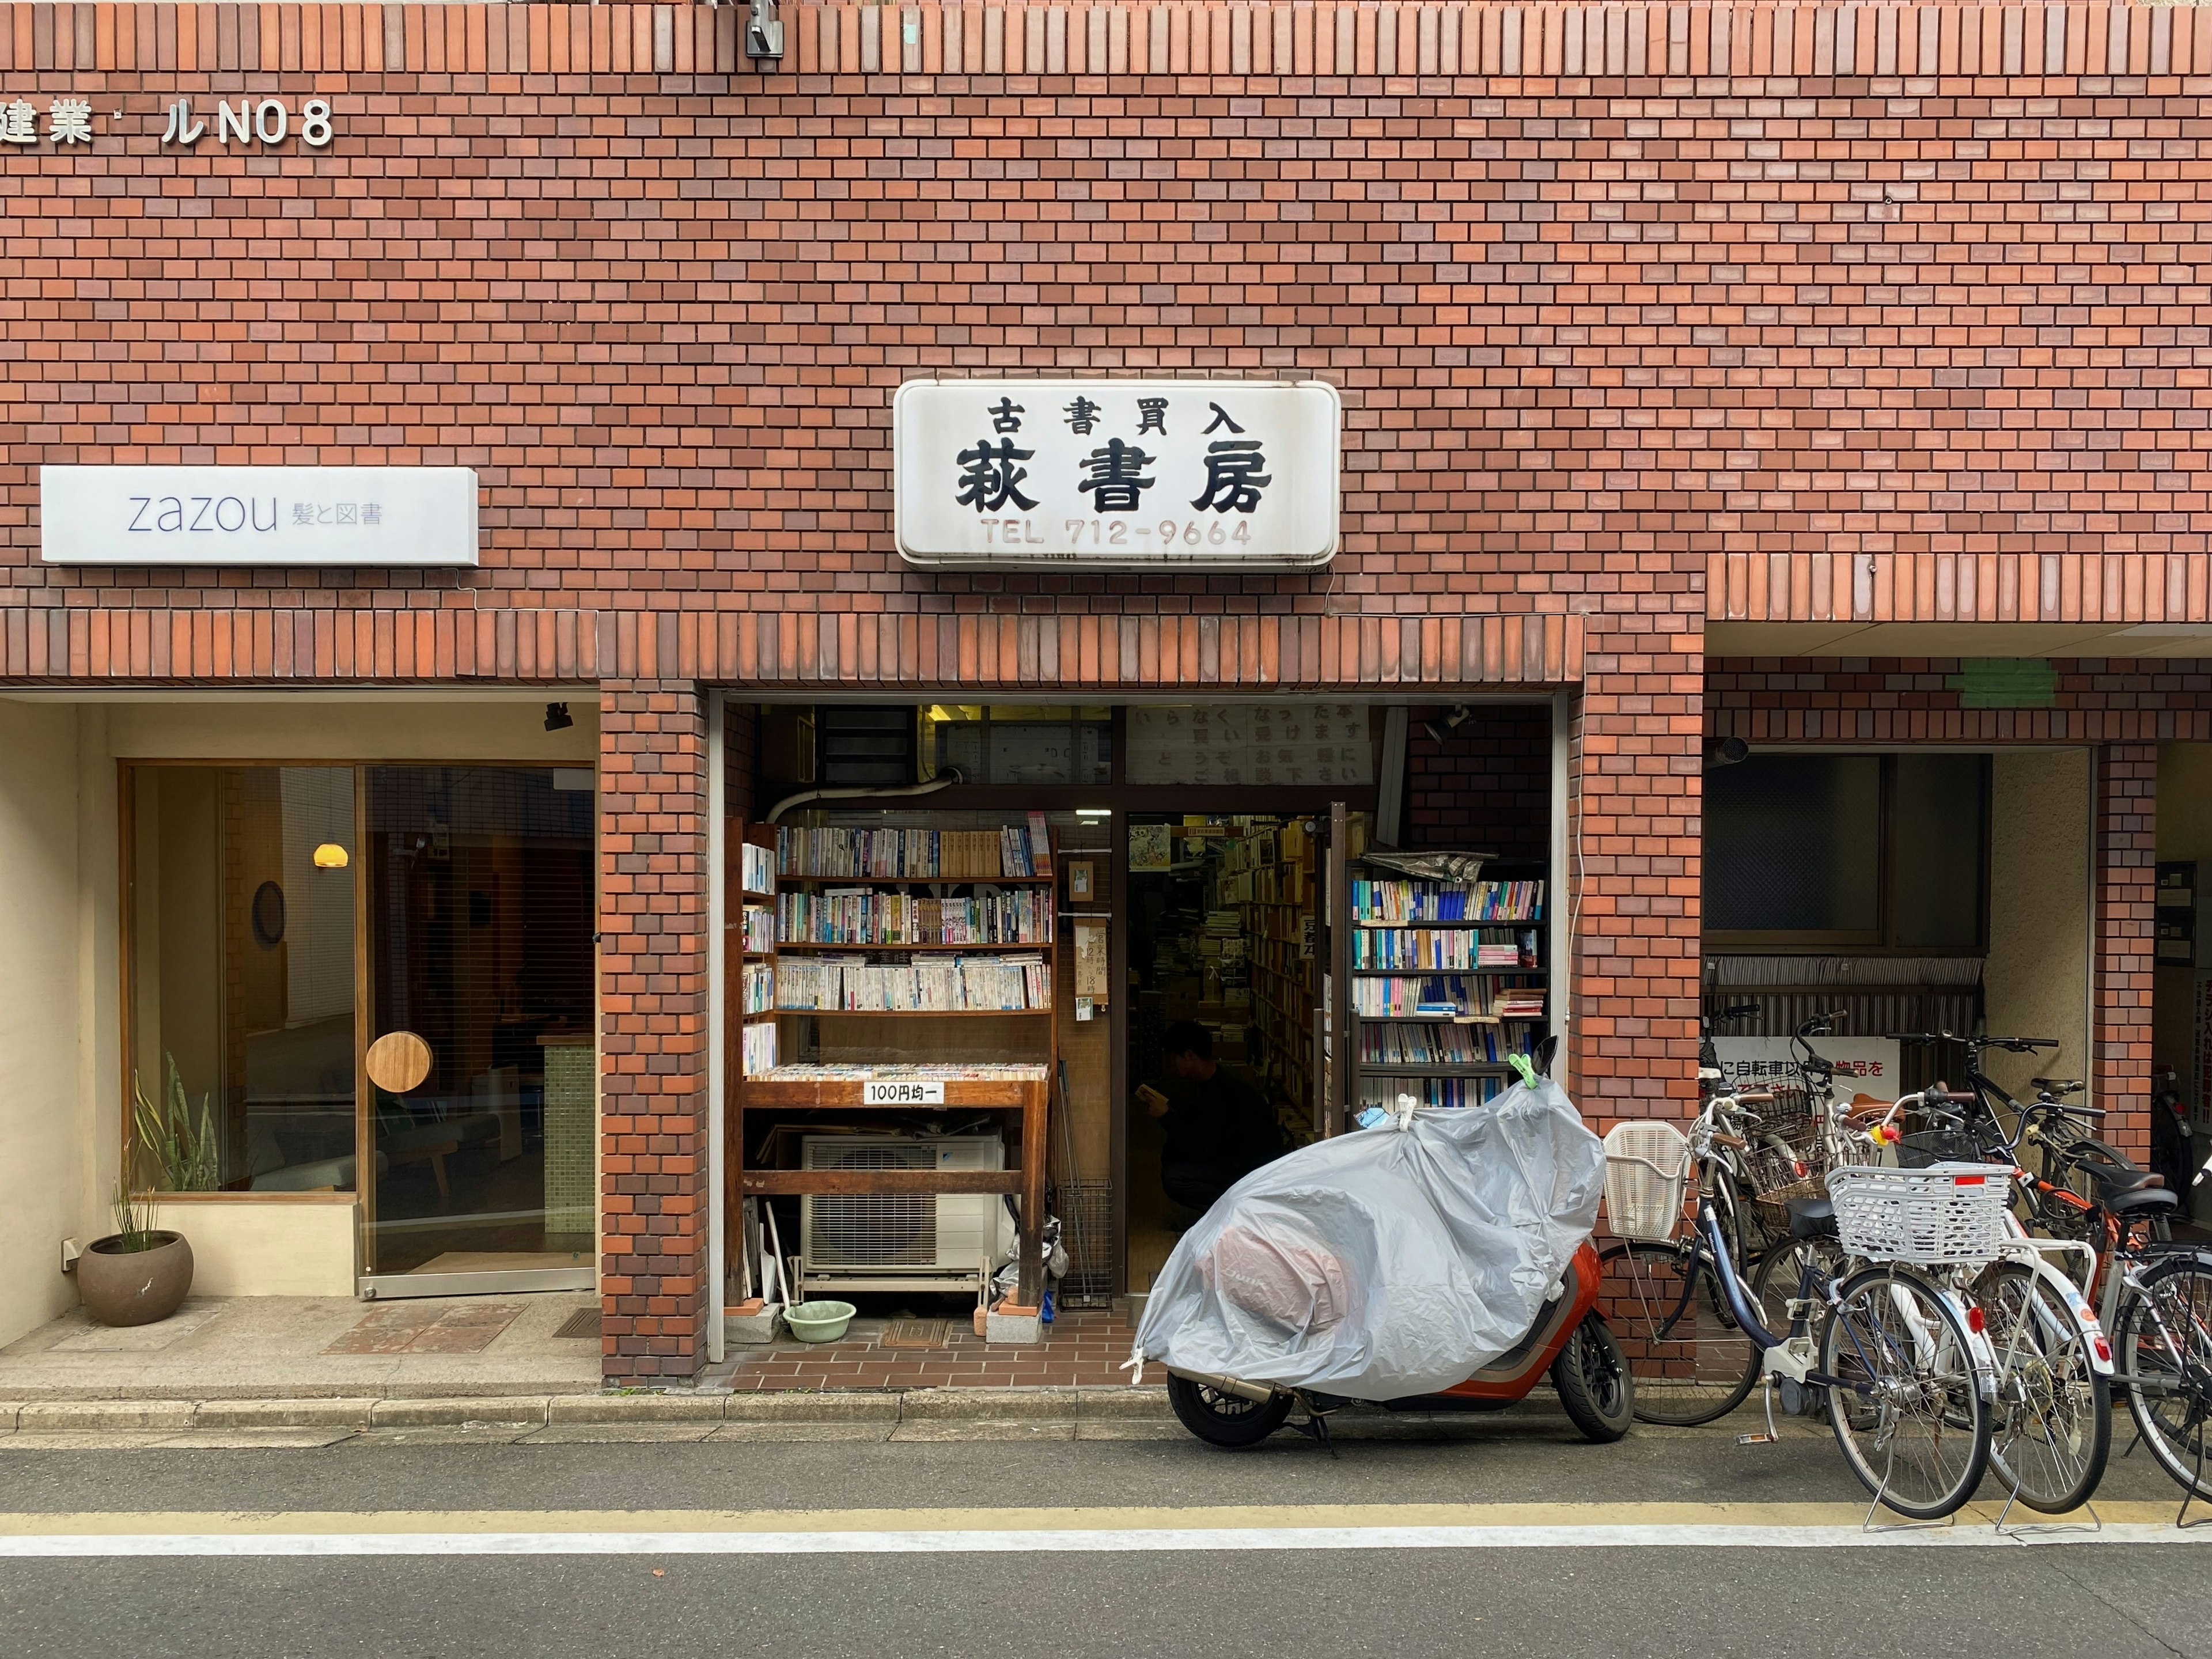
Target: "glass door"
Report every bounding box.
[360,766,596,1292]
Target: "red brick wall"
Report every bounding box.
[2096,745,2158,1168]
[1402,704,1550,861]
[599,682,710,1380]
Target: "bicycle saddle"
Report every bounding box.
[2104,1181,2181,1215]
[2031,1077,2086,1096]
[2078,1157,2164,1198]
[1785,1195,1838,1240]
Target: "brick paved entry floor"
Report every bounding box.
[718,1308,1134,1391]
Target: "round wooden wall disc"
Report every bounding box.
[365,1031,433,1094]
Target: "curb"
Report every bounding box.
[0,1385,1578,1439]
[0,1387,1177,1437]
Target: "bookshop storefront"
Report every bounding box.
[722,694,1571,1319]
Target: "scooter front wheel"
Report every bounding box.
[1166,1374,1294,1449]
[1551,1313,1635,1443]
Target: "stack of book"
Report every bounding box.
[1492,986,1547,1021]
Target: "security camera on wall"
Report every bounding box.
[746,0,785,61]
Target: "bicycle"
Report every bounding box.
[2002,1125,2212,1514]
[1694,1148,2001,1522]
[1599,1085,1771,1426]
[1603,1018,1878,1429]
[1866,1090,2116,1516]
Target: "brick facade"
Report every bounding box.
[598,682,710,1376]
[5,1,2210,1375]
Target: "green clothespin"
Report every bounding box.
[1508,1053,1539,1090]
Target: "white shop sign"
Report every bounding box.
[864,1080,946,1106]
[1710,1037,1904,1100]
[893,379,1341,571]
[39,467,479,567]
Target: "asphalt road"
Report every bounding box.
[2,1427,2207,1659]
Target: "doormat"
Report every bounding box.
[554,1309,602,1340]
[324,1302,527,1355]
[878,1319,951,1349]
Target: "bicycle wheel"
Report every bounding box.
[2115,1251,2212,1502]
[1975,1260,2111,1513]
[1597,1239,1759,1426]
[1821,1265,1993,1520]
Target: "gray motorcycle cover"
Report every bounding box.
[1131,1077,1605,1402]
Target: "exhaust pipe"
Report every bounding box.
[1165,1367,1279,1405]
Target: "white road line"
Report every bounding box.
[1,1523,2205,1556]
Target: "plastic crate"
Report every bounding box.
[1825,1163,2012,1267]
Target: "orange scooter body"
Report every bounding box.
[1410,1237,1603,1408]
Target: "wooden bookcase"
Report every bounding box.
[726,818,1058,1305]
[1346,853,1548,1114]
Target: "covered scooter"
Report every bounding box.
[1131,1064,1628,1446]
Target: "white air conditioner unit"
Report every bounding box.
[797,1132,1016,1294]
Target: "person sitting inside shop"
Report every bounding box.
[1143,1021,1287,1217]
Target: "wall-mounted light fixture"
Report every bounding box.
[1703,736,1750,771]
[544,701,574,732]
[312,843,350,869]
[746,0,785,60]
[1422,704,1473,746]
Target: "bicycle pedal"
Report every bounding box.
[1734,1431,1778,1446]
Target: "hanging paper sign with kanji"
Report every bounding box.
[893,379,1341,570]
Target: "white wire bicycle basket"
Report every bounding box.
[1603,1120,1692,1243]
[1824,1162,2012,1267]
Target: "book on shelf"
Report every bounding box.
[1491,987,1547,1021]
[1350,878,1545,925]
[1359,1022,1535,1066]
[741,960,775,1016]
[742,906,776,954]
[740,841,776,896]
[776,889,1054,947]
[1351,973,1546,1020]
[778,824,1048,880]
[1359,1075,1506,1109]
[1351,927,1540,971]
[740,1020,778,1077]
[775,952,1051,1013]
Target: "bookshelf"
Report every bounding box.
[728,813,1058,1307]
[1347,852,1547,1112]
[1219,820,1319,1123]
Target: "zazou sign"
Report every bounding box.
[39,467,479,567]
[893,379,1341,571]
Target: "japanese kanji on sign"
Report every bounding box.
[893,379,1341,570]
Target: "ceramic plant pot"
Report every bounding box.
[77,1232,194,1327]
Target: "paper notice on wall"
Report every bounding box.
[1128,823,1172,872]
[1075,921,1109,1002]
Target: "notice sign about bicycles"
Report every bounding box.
[1710,1037,1902,1100]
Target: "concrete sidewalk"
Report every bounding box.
[0,1293,603,1401]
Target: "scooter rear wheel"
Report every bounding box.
[1551,1313,1635,1443]
[1166,1374,1293,1449]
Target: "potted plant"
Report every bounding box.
[78,1057,214,1327]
